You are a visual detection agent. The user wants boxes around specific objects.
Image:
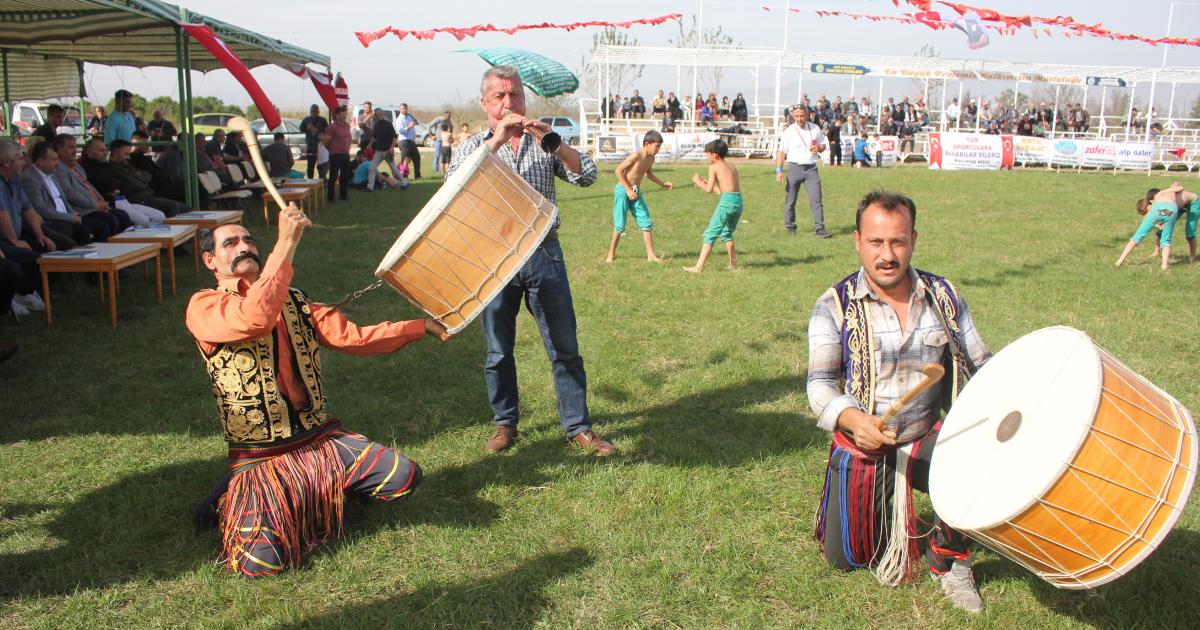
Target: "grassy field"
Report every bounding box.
[1,160,1198,629]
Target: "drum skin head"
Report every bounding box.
[930,326,1101,530]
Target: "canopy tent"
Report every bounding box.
[0,0,330,206]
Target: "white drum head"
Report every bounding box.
[930,326,1102,530]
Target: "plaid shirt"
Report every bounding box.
[447,130,598,230]
[806,267,991,444]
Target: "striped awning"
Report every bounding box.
[0,0,329,71]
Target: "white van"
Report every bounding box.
[10,101,85,135]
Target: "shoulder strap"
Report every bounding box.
[921,284,975,378]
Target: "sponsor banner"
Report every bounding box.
[674,132,719,161]
[927,132,1014,171]
[1012,136,1049,164]
[810,63,869,75]
[825,135,899,165]
[596,134,636,162]
[1086,76,1127,88]
[1077,140,1118,169]
[1046,138,1082,167]
[1115,142,1153,170]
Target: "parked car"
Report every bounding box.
[250,118,304,160]
[10,101,84,136]
[192,112,242,136]
[538,116,581,146]
[350,104,432,147]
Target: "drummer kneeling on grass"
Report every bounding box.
[806,190,993,612]
[186,203,451,577]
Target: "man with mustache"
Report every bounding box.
[185,204,450,577]
[806,191,992,612]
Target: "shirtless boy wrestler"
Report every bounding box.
[607,130,673,263]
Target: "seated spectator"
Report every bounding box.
[0,139,53,314]
[129,130,158,176]
[683,95,694,120]
[652,90,666,116]
[1017,115,1035,136]
[852,132,872,168]
[350,150,399,189]
[223,131,249,165]
[51,133,133,231]
[731,93,748,122]
[620,97,631,119]
[54,133,157,228]
[700,101,714,125]
[630,90,646,118]
[2,244,39,319]
[194,132,233,190]
[146,110,178,141]
[261,132,302,179]
[154,132,206,207]
[206,129,227,163]
[33,104,65,144]
[102,139,190,217]
[668,92,683,120]
[87,106,106,139]
[661,112,676,133]
[718,96,731,120]
[20,141,106,244]
[945,98,961,127]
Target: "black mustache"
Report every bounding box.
[231,252,261,270]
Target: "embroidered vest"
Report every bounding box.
[199,287,329,445]
[830,269,970,415]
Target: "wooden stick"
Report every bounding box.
[226,116,287,213]
[876,363,945,430]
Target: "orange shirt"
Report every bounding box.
[186,255,426,408]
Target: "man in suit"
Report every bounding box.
[20,141,110,244]
[51,134,139,230]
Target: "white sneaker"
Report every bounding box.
[10,299,30,318]
[932,560,984,613]
[13,292,45,312]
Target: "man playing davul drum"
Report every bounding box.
[186,203,449,577]
[806,191,992,612]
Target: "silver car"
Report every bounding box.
[250,118,305,160]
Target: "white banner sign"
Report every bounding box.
[1011,136,1153,170]
[595,132,719,162]
[826,135,899,166]
[927,132,1013,171]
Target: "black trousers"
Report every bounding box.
[305,142,319,179]
[36,220,88,249]
[81,212,119,242]
[398,140,421,178]
[829,142,843,166]
[327,153,351,200]
[1,239,43,297]
[0,256,22,313]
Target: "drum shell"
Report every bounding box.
[957,346,1196,589]
[375,147,557,333]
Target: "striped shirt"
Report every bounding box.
[806,267,991,444]
[447,130,598,230]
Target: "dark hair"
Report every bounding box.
[274,132,286,142]
[30,141,55,162]
[1136,198,1150,216]
[195,132,206,141]
[334,106,347,114]
[52,133,76,150]
[855,190,917,231]
[642,130,663,145]
[1146,188,1160,201]
[108,139,132,151]
[198,228,215,256]
[704,138,728,158]
[47,104,64,115]
[115,89,132,99]
[132,130,149,140]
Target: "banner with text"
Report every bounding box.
[972,133,1153,170]
[595,132,719,162]
[928,132,1014,170]
[827,135,899,166]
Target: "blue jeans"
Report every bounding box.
[482,237,590,437]
[433,139,443,172]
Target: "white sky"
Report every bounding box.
[83,0,1200,113]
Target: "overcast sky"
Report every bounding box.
[83,0,1200,114]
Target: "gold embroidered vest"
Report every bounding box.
[199,287,329,444]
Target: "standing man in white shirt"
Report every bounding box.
[776,104,831,238]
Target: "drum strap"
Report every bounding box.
[922,285,975,379]
[320,279,386,312]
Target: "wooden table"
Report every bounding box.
[38,243,162,328]
[280,178,324,213]
[262,188,310,224]
[165,210,244,230]
[108,224,199,294]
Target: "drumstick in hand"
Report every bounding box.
[876,363,946,430]
[227,116,287,214]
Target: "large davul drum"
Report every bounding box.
[375,146,557,334]
[930,326,1196,589]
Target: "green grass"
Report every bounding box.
[2,162,1198,629]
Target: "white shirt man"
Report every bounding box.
[775,106,830,238]
[946,99,961,125]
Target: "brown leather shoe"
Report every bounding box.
[571,430,616,457]
[485,425,518,453]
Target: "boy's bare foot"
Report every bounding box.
[683,265,702,273]
[726,265,739,271]
[604,255,615,263]
[648,254,664,263]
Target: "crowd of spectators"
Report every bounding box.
[600,88,1113,142]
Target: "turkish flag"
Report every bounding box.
[928,132,943,169]
[181,23,281,129]
[1001,135,1014,170]
[334,74,349,109]
[307,71,339,112]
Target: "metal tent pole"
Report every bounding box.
[2,50,10,138]
[1099,86,1107,136]
[1145,71,1158,143]
[1051,84,1060,139]
[1125,82,1137,137]
[1166,82,1177,129]
[773,0,789,134]
[956,79,964,131]
[174,26,198,209]
[877,77,884,133]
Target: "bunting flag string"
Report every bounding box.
[355,13,682,48]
